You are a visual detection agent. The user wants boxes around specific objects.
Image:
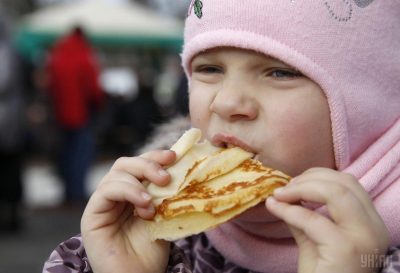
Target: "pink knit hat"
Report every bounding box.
[181,0,400,171]
[182,3,400,271]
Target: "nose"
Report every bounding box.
[210,78,258,121]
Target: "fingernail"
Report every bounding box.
[158,169,169,177]
[163,150,174,156]
[266,196,277,205]
[141,192,152,201]
[273,188,284,195]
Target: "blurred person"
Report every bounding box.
[129,69,163,152]
[0,12,26,231]
[109,67,163,155]
[45,26,104,204]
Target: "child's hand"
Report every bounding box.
[266,168,389,273]
[81,150,176,273]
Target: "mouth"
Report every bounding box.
[211,133,258,158]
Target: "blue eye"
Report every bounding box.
[270,69,302,79]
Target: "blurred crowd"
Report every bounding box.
[0,8,26,232]
[0,0,189,232]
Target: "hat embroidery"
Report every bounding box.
[324,0,375,22]
[353,0,375,8]
[188,0,203,19]
[186,1,374,22]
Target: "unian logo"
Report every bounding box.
[324,0,375,22]
[361,249,391,269]
[188,0,203,19]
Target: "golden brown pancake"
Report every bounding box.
[144,129,290,241]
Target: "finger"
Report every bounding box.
[135,206,156,220]
[82,180,156,231]
[112,156,172,186]
[287,224,310,247]
[293,168,375,213]
[286,225,318,273]
[140,149,176,166]
[273,178,372,228]
[86,179,153,215]
[266,197,343,246]
[99,169,136,186]
[289,168,387,232]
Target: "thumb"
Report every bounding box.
[288,224,309,247]
[287,224,318,273]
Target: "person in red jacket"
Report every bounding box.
[46,26,104,203]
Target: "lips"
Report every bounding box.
[211,133,257,155]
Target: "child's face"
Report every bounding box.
[189,47,335,176]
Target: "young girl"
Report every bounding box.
[43,1,400,273]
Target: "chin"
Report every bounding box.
[235,203,279,223]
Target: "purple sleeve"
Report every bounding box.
[42,234,193,273]
[42,235,92,273]
[381,246,400,273]
[175,234,250,273]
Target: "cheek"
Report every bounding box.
[189,98,202,127]
[263,98,335,175]
[284,89,332,142]
[279,108,320,139]
[188,85,210,129]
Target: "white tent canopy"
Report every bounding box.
[17,0,184,59]
[22,0,184,39]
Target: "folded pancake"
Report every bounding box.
[144,128,290,241]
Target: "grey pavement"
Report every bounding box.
[0,159,113,273]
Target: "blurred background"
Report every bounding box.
[0,0,190,272]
